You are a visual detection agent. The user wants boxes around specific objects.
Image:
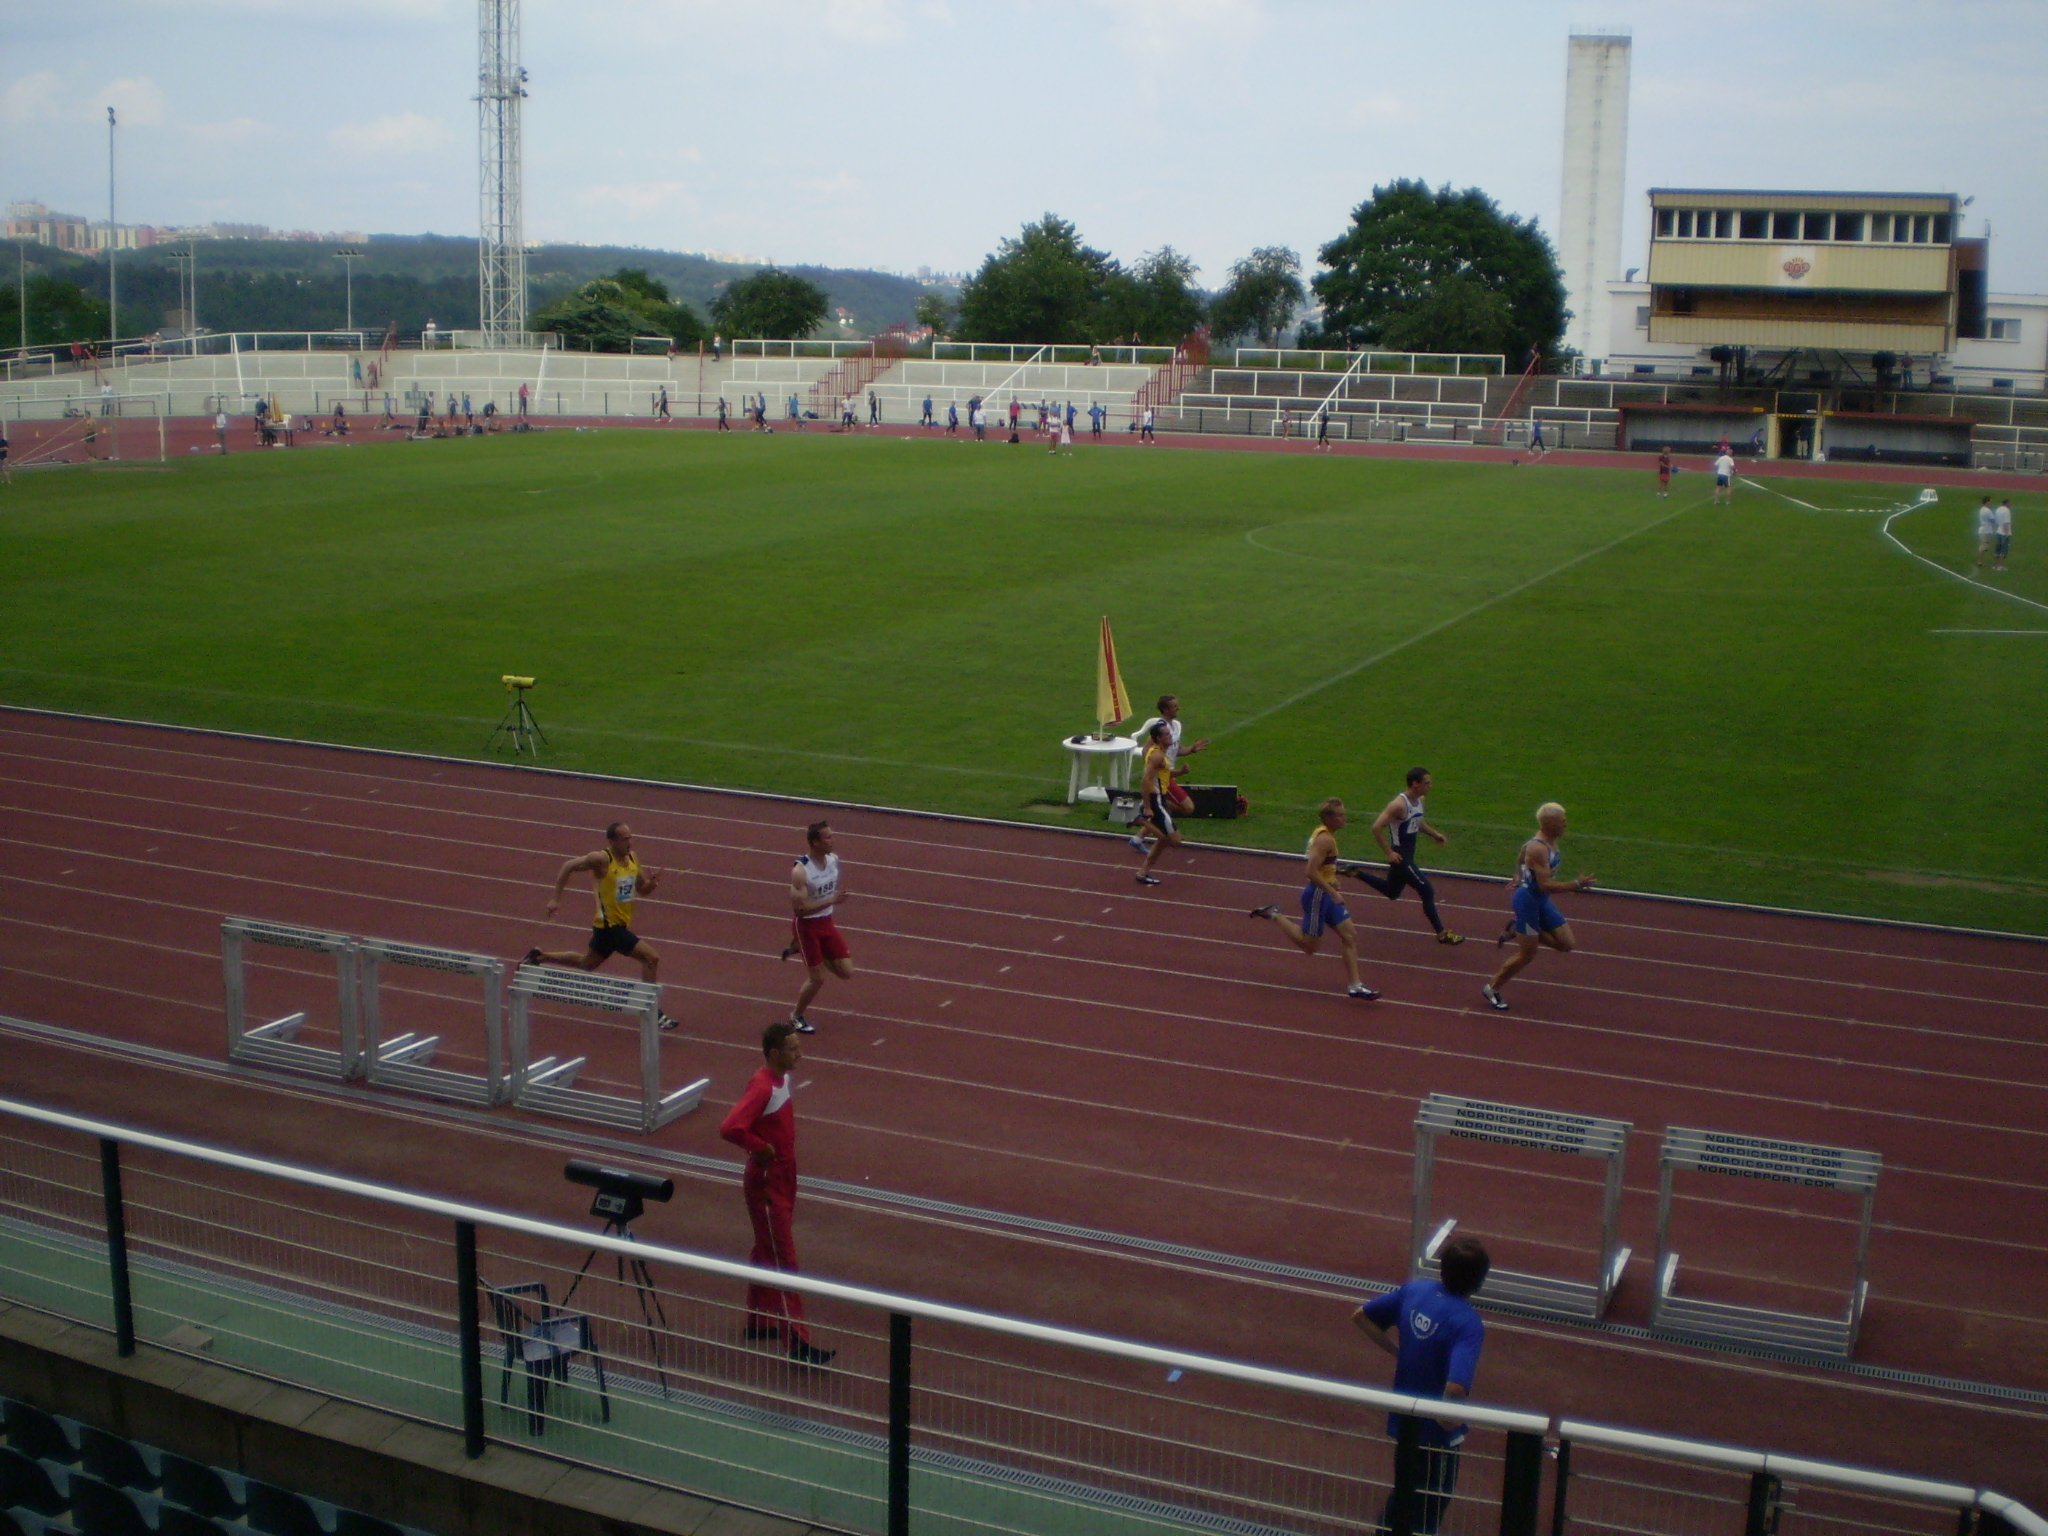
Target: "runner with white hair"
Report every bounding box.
[1483,803,1595,1013]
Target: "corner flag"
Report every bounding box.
[1096,615,1131,732]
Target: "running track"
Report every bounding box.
[1,710,2045,1501]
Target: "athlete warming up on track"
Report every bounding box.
[1483,802,1595,1012]
[778,820,853,1035]
[1133,722,1181,886]
[1348,767,1464,945]
[1353,1236,1490,1536]
[1250,798,1380,1000]
[523,821,678,1028]
[719,1022,834,1366]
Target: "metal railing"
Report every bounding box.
[0,1092,2039,1536]
[1229,347,1506,375]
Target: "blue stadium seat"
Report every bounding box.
[0,1403,78,1466]
[157,1455,243,1521]
[78,1427,157,1494]
[0,1446,66,1516]
[245,1481,336,1536]
[68,1471,155,1536]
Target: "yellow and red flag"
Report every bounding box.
[1096,615,1131,732]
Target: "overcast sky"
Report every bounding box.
[5,0,2045,291]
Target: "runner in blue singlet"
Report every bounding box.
[1483,803,1595,1013]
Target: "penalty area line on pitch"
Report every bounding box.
[1214,493,1713,740]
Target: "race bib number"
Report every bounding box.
[615,876,636,904]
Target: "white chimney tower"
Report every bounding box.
[1559,27,1630,369]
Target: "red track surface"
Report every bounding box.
[9,411,2042,492]
[1,710,2045,1500]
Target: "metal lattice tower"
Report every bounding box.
[477,0,527,347]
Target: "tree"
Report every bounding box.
[956,215,1118,345]
[531,267,705,351]
[0,274,111,347]
[913,291,953,338]
[1103,247,1205,346]
[707,267,829,340]
[1208,247,1305,346]
[1308,180,1566,363]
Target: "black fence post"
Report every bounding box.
[1549,1439,1572,1536]
[887,1313,912,1536]
[98,1139,135,1357]
[1387,1414,1422,1536]
[1744,1471,1782,1536]
[455,1221,484,1459]
[1499,1430,1544,1536]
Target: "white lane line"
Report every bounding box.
[1217,495,1713,737]
[1931,629,2048,636]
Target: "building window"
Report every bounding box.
[1676,210,1695,238]
[1833,212,1864,241]
[1772,211,1800,240]
[1655,208,1674,237]
[1803,212,1832,240]
[1931,214,1952,243]
[1740,211,1768,239]
[1714,210,1734,238]
[1993,379,2015,389]
[1988,318,2022,341]
[1635,306,1650,330]
[1911,214,1930,243]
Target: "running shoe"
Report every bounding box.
[519,948,542,966]
[657,1011,679,1031]
[778,938,801,962]
[791,1015,817,1035]
[1249,904,1279,920]
[1346,983,1381,1001]
[1437,931,1466,946]
[1482,984,1510,1012]
[1136,874,1162,886]
[1127,835,1148,853]
[789,1341,837,1367]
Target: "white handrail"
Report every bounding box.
[0,1094,1545,1435]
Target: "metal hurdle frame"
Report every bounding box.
[509,966,709,1132]
[1652,1125,1882,1358]
[358,939,509,1107]
[221,917,362,1079]
[1412,1093,1632,1321]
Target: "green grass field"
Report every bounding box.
[2,430,2042,932]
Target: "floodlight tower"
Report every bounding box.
[1558,26,1630,371]
[477,0,528,347]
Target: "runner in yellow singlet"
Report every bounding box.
[522,821,678,1028]
[1249,797,1380,1000]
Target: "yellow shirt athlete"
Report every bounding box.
[1249,796,1379,1000]
[522,821,675,1027]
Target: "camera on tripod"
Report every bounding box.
[565,1159,673,1227]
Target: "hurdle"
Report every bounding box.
[1652,1126,1881,1358]
[509,966,709,1132]
[222,917,362,1079]
[1412,1093,1632,1321]
[358,939,509,1107]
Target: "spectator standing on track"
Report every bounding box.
[1656,448,1672,497]
[921,394,934,427]
[1316,405,1332,452]
[214,410,228,454]
[1712,448,1736,504]
[1974,498,1998,569]
[517,382,529,418]
[1484,803,1594,1012]
[1141,405,1156,443]
[656,385,671,422]
[0,426,10,481]
[716,395,731,431]
[778,820,854,1036]
[1090,401,1105,438]
[972,402,987,441]
[868,389,880,425]
[1250,798,1380,1000]
[1994,498,2013,571]
[521,821,679,1028]
[1009,398,1021,435]
[720,1022,835,1366]
[1354,1236,1490,1536]
[462,392,474,428]
[1347,768,1464,946]
[1529,418,1547,456]
[946,401,959,435]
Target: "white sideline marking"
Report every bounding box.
[1218,495,1711,738]
[1930,629,2048,636]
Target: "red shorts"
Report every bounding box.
[792,914,850,968]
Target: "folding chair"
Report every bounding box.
[483,1282,610,1435]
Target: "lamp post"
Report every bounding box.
[106,106,117,347]
[335,247,363,335]
[163,247,195,341]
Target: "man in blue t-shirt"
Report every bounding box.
[1354,1236,1489,1536]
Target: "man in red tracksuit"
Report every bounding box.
[719,1021,835,1366]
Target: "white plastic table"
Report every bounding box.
[1062,735,1137,804]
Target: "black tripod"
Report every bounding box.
[561,1191,672,1399]
[488,682,547,756]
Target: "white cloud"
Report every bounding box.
[580,180,691,215]
[90,77,168,127]
[327,111,447,155]
[823,0,907,42]
[2,71,64,123]
[186,116,268,144]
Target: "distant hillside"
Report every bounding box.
[21,234,936,338]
